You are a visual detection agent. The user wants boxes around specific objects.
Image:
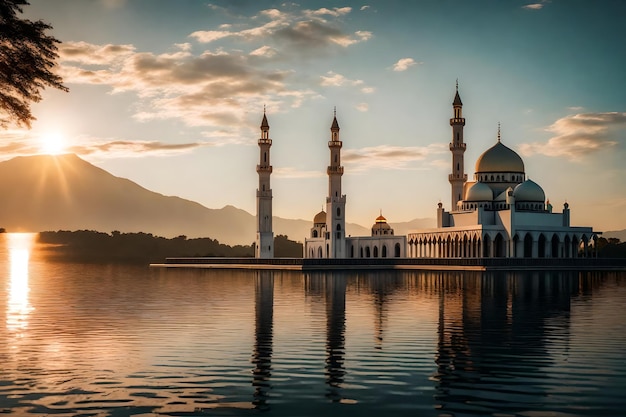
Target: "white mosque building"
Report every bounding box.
[256,85,596,260]
[406,85,596,259]
[303,111,406,259]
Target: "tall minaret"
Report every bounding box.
[326,109,346,258]
[449,81,467,210]
[256,110,274,258]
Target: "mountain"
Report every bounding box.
[0,154,368,245]
[389,218,436,236]
[603,229,626,242]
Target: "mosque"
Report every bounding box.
[255,85,596,260]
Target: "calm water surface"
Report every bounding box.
[1,233,625,416]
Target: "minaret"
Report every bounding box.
[449,81,467,210]
[256,110,274,258]
[326,109,346,258]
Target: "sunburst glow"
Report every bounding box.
[40,131,67,155]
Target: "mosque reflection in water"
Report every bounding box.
[249,269,611,412]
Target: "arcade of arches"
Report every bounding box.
[407,230,596,258]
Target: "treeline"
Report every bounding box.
[38,230,303,264]
[596,237,626,258]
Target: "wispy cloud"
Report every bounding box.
[343,144,446,171]
[320,71,363,87]
[522,0,549,10]
[519,112,626,159]
[67,140,211,158]
[0,128,213,160]
[391,58,419,72]
[355,103,368,112]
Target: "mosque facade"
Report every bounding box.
[256,86,596,260]
[406,86,596,259]
[303,112,407,259]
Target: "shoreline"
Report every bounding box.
[150,257,626,271]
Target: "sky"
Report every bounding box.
[6,0,626,232]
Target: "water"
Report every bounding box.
[1,233,625,416]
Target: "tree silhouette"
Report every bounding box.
[0,0,67,128]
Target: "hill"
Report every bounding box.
[603,229,626,242]
[0,154,368,244]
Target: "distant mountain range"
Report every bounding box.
[0,154,433,245]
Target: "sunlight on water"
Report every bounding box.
[6,233,35,333]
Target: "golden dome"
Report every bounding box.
[375,214,387,223]
[475,141,524,174]
[313,210,326,224]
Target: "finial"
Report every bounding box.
[263,104,266,114]
[379,208,382,216]
[333,106,336,118]
[497,122,501,142]
[456,78,458,91]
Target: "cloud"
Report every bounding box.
[0,130,210,160]
[59,42,314,128]
[320,71,363,87]
[59,41,136,65]
[67,140,211,158]
[392,58,419,72]
[189,7,369,50]
[522,0,549,10]
[519,112,626,159]
[360,6,370,11]
[250,45,277,57]
[355,103,368,112]
[304,7,352,18]
[343,144,446,171]
[57,5,373,132]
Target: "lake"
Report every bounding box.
[1,233,625,416]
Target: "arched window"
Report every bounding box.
[366,247,371,258]
[457,162,459,171]
[336,223,341,231]
[456,132,460,142]
[394,243,401,257]
[382,245,387,258]
[335,154,338,163]
[350,245,354,258]
[337,207,341,217]
[264,152,267,162]
[312,230,318,238]
[262,184,265,191]
[373,246,379,258]
[360,247,364,257]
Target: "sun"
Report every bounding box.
[40,131,67,155]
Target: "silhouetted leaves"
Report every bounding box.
[0,0,67,127]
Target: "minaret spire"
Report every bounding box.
[326,108,346,258]
[497,122,501,142]
[449,82,467,210]
[256,111,274,258]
